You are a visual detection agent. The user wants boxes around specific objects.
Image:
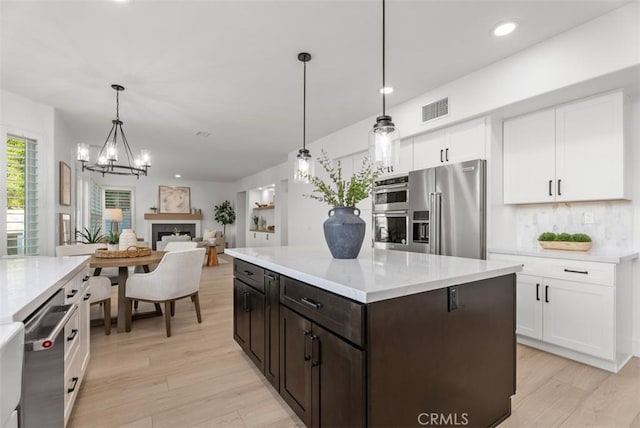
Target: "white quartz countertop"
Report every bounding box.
[225,246,522,303]
[488,248,638,264]
[0,256,89,323]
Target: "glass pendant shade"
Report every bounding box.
[294,149,314,183]
[77,143,90,162]
[369,115,400,168]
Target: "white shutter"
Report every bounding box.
[104,189,133,230]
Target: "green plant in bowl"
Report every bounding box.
[538,232,556,242]
[556,232,572,242]
[571,233,592,242]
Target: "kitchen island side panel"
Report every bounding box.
[367,274,516,427]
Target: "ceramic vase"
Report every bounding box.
[119,229,138,251]
[323,207,366,259]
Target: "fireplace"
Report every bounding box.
[151,224,196,250]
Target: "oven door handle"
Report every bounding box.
[373,210,408,216]
[374,183,408,191]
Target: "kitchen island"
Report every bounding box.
[226,246,522,428]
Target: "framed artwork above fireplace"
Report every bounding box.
[159,185,191,214]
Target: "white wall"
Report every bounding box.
[0,90,56,256]
[93,174,236,244]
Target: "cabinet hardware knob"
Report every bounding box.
[303,330,311,361]
[66,289,78,299]
[264,274,278,281]
[440,149,444,163]
[536,284,540,301]
[243,292,250,312]
[545,285,550,303]
[548,180,553,196]
[67,329,78,342]
[564,268,588,275]
[83,293,91,301]
[243,270,253,276]
[311,335,320,367]
[445,148,449,162]
[557,179,562,196]
[67,377,79,394]
[301,297,322,309]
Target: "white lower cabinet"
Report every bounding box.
[490,252,633,373]
[63,271,91,426]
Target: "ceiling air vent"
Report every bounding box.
[422,97,448,123]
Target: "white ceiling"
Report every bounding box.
[0,0,629,182]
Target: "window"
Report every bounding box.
[104,188,133,233]
[89,179,102,234]
[5,135,38,255]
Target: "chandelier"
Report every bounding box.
[77,84,150,178]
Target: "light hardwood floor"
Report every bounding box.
[70,256,640,428]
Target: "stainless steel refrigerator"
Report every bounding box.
[408,159,486,259]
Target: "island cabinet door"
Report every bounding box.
[280,306,312,426]
[233,279,266,371]
[311,323,365,428]
[264,271,280,391]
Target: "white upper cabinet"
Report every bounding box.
[503,108,556,204]
[503,90,629,204]
[555,91,626,202]
[413,117,487,171]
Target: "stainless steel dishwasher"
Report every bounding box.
[20,289,77,428]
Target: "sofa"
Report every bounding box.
[156,234,192,251]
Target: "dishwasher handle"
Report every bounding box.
[26,303,78,352]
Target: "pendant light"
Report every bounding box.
[369,0,400,168]
[294,52,314,183]
[77,84,151,178]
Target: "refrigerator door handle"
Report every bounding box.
[434,192,442,255]
[428,192,435,253]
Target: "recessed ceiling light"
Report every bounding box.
[175,174,181,178]
[379,87,394,95]
[493,22,517,37]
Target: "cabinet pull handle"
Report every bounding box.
[536,284,540,301]
[67,377,79,394]
[548,180,553,196]
[67,329,79,342]
[445,148,449,162]
[440,149,444,163]
[311,335,320,367]
[303,330,311,361]
[83,293,91,301]
[83,276,90,282]
[564,268,588,275]
[243,270,254,276]
[264,274,277,281]
[66,289,78,299]
[557,179,562,196]
[301,297,322,309]
[545,285,549,303]
[243,292,249,312]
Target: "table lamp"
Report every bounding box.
[103,208,123,234]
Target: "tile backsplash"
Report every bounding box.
[516,200,633,252]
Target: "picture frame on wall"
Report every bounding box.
[59,213,71,245]
[59,161,71,206]
[159,185,191,214]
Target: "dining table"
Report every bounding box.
[90,251,166,332]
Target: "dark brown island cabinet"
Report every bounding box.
[233,258,516,428]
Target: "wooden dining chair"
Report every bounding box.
[124,248,206,337]
[55,244,112,335]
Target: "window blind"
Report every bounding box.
[89,179,102,235]
[5,135,38,255]
[104,189,133,231]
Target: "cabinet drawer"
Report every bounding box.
[63,271,88,304]
[64,306,81,362]
[489,254,614,286]
[280,276,364,347]
[234,259,265,292]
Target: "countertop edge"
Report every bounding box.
[488,248,639,264]
[5,256,90,323]
[226,249,522,304]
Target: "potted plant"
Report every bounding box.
[303,150,381,259]
[75,227,105,244]
[106,231,120,251]
[538,232,592,251]
[214,200,236,239]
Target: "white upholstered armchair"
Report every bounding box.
[125,248,205,337]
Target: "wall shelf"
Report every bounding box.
[144,213,203,220]
[253,206,275,210]
[249,229,276,234]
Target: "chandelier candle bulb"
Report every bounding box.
[77,143,89,162]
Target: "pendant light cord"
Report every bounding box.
[116,89,120,121]
[382,0,386,116]
[303,60,307,151]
